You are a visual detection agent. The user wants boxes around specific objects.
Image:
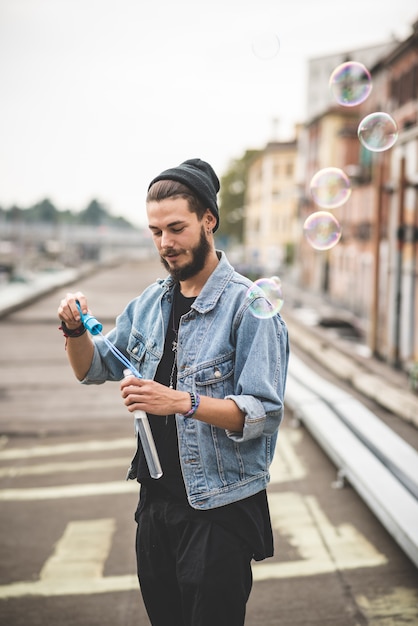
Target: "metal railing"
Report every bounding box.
[285,352,418,569]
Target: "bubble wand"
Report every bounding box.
[76,301,163,479]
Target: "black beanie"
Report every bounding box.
[148,158,220,232]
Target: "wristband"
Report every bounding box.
[58,321,87,338]
[182,392,200,418]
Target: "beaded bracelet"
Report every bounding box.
[58,321,87,338]
[182,392,200,418]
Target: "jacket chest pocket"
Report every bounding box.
[194,356,234,398]
[127,334,146,364]
[127,333,161,375]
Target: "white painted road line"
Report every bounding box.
[0,457,129,478]
[0,481,139,500]
[0,429,302,499]
[0,438,136,460]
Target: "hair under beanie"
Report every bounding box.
[148,158,220,232]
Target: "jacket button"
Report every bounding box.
[132,346,138,354]
[214,368,221,378]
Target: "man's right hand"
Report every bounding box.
[57,291,95,381]
[58,291,89,329]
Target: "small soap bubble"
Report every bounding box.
[303,211,342,251]
[310,167,351,209]
[357,112,398,152]
[329,61,372,107]
[246,276,284,319]
[251,32,280,59]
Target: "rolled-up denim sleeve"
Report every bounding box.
[224,308,289,442]
[80,342,113,384]
[224,394,283,442]
[80,325,128,385]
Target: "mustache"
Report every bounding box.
[161,247,184,256]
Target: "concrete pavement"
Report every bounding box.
[0,258,417,625]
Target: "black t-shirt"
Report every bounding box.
[134,285,273,561]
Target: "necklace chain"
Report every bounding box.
[169,293,179,389]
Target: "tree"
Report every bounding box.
[1,198,136,229]
[26,198,59,223]
[217,149,260,243]
[78,199,108,226]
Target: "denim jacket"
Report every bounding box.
[82,252,289,509]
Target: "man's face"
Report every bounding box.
[147,197,211,281]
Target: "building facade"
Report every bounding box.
[298,20,418,371]
[243,16,418,373]
[244,137,300,276]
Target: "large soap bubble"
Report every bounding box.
[358,112,398,152]
[310,167,351,209]
[303,211,342,250]
[251,32,280,59]
[246,276,284,319]
[329,61,372,107]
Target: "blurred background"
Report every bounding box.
[1,0,418,377]
[1,4,418,622]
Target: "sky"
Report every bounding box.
[1,0,417,227]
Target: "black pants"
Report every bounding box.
[135,498,253,626]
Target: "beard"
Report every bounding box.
[160,227,211,281]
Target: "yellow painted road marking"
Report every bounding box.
[41,519,115,580]
[356,587,418,624]
[0,429,400,617]
[252,492,387,580]
[0,492,389,599]
[270,428,306,483]
[0,518,137,599]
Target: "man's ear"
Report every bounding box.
[205,209,216,231]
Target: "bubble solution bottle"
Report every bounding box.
[123,369,163,479]
[75,302,163,479]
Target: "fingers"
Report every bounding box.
[120,377,144,411]
[120,376,141,395]
[120,377,143,407]
[120,379,171,415]
[57,291,88,327]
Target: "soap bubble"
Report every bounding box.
[310,167,351,209]
[358,112,398,152]
[329,61,372,107]
[251,32,280,59]
[246,276,284,319]
[303,211,342,250]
